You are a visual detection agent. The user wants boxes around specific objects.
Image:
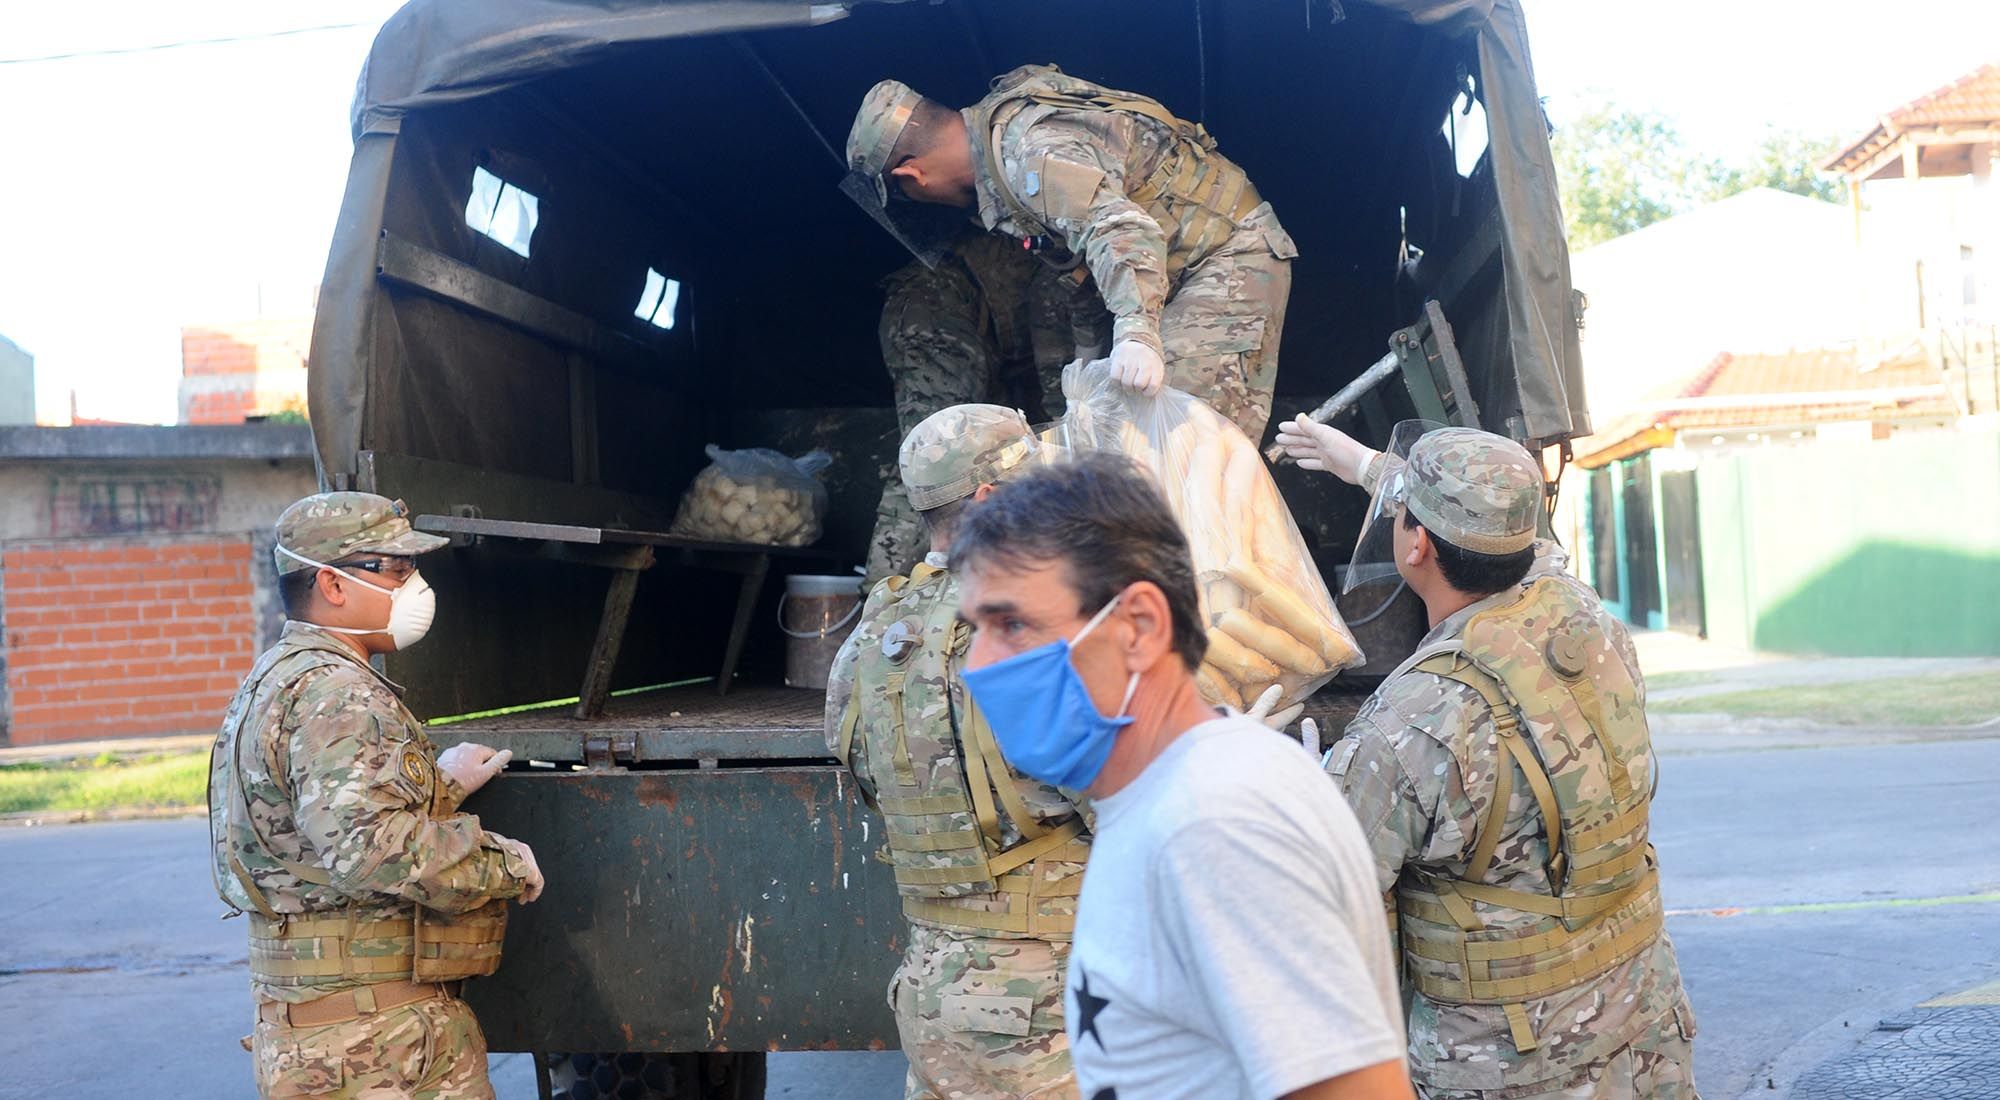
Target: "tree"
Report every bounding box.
[1551,106,1697,248]
[1552,104,1842,249]
[1695,129,1844,206]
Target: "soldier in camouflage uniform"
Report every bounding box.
[827,406,1089,1100]
[208,492,545,1100]
[844,65,1297,446]
[865,230,1108,586]
[1275,419,1696,1099]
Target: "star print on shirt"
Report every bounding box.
[1074,964,1112,1050]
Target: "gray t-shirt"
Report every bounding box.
[1068,714,1406,1100]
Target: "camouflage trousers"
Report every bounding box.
[250,992,492,1098]
[1420,1015,1696,1100]
[890,923,1077,1100]
[1160,201,1296,446]
[864,253,1079,587]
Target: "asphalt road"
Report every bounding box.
[2,729,1995,1099]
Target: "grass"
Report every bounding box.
[1649,670,2000,728]
[1643,670,1724,691]
[0,751,209,815]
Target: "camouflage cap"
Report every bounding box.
[900,404,1037,511]
[273,492,449,574]
[1402,428,1543,554]
[846,79,924,206]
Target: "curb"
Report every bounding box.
[0,805,207,828]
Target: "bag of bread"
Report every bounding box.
[1054,360,1361,710]
[670,445,831,547]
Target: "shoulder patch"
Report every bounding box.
[399,747,432,789]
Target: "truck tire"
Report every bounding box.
[545,1052,767,1100]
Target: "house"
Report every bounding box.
[178,313,313,425]
[1569,345,1964,639]
[0,425,317,744]
[1824,62,2000,409]
[1548,62,2000,658]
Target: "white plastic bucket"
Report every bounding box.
[778,574,864,690]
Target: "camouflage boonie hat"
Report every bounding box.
[900,404,1037,511]
[1402,428,1543,554]
[847,79,924,205]
[274,492,449,574]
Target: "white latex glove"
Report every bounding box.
[438,743,513,797]
[1300,717,1322,759]
[1243,684,1306,732]
[501,837,544,904]
[1108,340,1166,396]
[1272,414,1378,485]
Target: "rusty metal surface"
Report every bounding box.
[432,683,830,762]
[460,766,903,1053]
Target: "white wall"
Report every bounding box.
[1570,189,1864,422]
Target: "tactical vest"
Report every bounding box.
[836,564,1089,940]
[210,642,507,991]
[966,64,1264,285]
[1392,578,1662,1054]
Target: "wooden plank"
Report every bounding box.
[375,233,669,379]
[576,556,652,719]
[717,555,772,696]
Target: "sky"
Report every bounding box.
[2,1,1998,424]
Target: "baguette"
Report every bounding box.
[1218,609,1325,676]
[1226,561,1356,666]
[1195,666,1244,710]
[1204,627,1282,685]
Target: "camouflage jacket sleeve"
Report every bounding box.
[284,669,526,914]
[1325,676,1491,893]
[825,579,902,805]
[823,623,874,804]
[1005,112,1171,357]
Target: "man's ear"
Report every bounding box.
[316,568,349,609]
[1118,581,1175,672]
[970,482,997,503]
[1404,524,1432,569]
[888,161,924,188]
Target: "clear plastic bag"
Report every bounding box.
[1056,361,1362,709]
[670,445,831,547]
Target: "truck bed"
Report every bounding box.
[430,682,831,764]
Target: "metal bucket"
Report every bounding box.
[778,574,864,690]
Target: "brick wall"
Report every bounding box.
[3,538,258,744]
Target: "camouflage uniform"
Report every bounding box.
[209,493,533,1099]
[1324,431,1696,1099]
[846,67,1296,446]
[865,233,1104,586]
[827,406,1088,1100]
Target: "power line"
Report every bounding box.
[0,22,374,66]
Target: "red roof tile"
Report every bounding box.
[1573,345,1958,465]
[1827,63,2000,173]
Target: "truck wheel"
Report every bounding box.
[544,1052,767,1100]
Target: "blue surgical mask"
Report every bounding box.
[962,594,1139,791]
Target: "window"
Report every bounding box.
[635,268,683,330]
[464,165,539,258]
[1441,91,1489,179]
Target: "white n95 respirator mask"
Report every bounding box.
[277,547,438,651]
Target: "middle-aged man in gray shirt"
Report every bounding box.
[949,453,1413,1100]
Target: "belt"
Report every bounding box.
[256,979,457,1029]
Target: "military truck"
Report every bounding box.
[307,0,1588,1094]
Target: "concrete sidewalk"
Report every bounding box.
[1631,630,2000,705]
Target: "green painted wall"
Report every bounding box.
[1694,428,2000,656]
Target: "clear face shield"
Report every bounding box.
[838,170,964,270]
[1342,418,1445,594]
